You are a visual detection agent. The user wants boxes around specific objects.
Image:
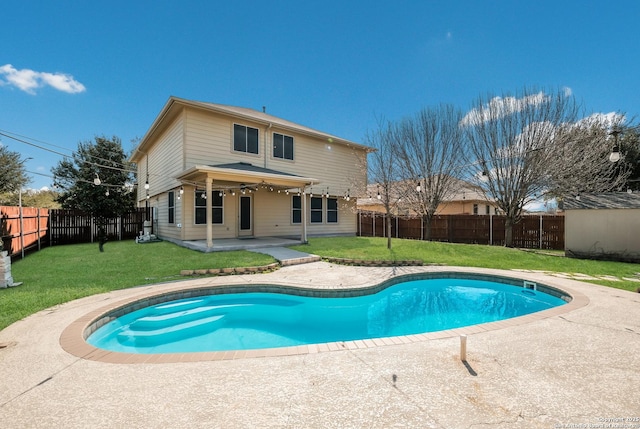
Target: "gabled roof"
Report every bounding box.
[563,192,640,210]
[131,96,372,161]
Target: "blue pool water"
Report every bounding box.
[87,278,567,354]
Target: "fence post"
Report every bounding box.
[395,215,399,238]
[490,213,493,246]
[372,213,376,237]
[539,215,543,249]
[37,209,41,250]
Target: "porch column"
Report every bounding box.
[206,177,213,248]
[301,188,308,243]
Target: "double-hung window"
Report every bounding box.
[233,124,259,154]
[195,190,224,224]
[292,195,302,224]
[310,197,323,223]
[273,133,294,160]
[327,198,338,223]
[168,191,175,224]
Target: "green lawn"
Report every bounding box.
[0,240,275,331]
[1,236,638,332]
[292,237,640,291]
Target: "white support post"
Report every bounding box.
[302,189,308,243]
[460,335,467,361]
[206,177,213,248]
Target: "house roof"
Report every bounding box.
[176,162,318,188]
[563,192,640,210]
[131,96,373,162]
[358,177,492,206]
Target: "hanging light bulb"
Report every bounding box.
[105,189,109,196]
[179,186,184,195]
[609,145,621,162]
[144,180,150,190]
[94,173,101,186]
[416,180,421,193]
[377,185,382,200]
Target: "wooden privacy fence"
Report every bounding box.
[0,206,49,257]
[48,208,150,246]
[0,207,150,258]
[357,211,565,250]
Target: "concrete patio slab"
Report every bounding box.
[1,263,639,428]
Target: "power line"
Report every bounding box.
[0,129,137,174]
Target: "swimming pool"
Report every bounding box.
[87,276,568,354]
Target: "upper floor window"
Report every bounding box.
[234,124,259,154]
[273,133,294,160]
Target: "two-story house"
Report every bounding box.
[130,97,370,248]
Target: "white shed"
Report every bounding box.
[563,192,640,262]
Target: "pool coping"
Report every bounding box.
[59,269,589,364]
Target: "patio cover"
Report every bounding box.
[176,162,319,248]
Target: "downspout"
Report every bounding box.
[264,122,272,169]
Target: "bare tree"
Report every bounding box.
[461,87,581,247]
[545,113,631,200]
[363,119,403,249]
[394,105,467,240]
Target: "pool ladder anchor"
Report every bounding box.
[523,281,537,291]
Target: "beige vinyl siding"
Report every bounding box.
[267,129,367,197]
[252,192,357,237]
[251,191,301,237]
[138,114,185,203]
[180,186,237,240]
[306,197,357,236]
[152,191,183,240]
[184,108,266,167]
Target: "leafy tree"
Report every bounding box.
[0,189,61,208]
[51,136,136,251]
[0,145,30,193]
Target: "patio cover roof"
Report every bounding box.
[176,162,319,189]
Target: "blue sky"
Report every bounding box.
[1,0,639,190]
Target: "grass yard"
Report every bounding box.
[292,236,640,292]
[0,240,275,331]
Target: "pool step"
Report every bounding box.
[117,314,226,347]
[130,304,247,331]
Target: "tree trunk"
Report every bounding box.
[504,217,514,248]
[423,214,432,241]
[386,212,392,249]
[98,224,108,252]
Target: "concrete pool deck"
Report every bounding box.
[1,262,639,428]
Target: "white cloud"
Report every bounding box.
[461,92,550,126]
[0,64,86,94]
